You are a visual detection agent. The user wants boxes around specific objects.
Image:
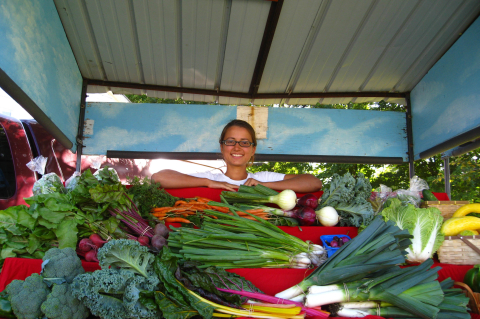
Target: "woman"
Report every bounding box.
[151,120,322,193]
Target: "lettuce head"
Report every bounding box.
[382,198,444,263]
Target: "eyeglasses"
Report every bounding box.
[221,139,255,147]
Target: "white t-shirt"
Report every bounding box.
[188,171,286,186]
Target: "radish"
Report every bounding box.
[137,236,150,247]
[85,250,99,262]
[89,233,107,248]
[78,238,94,252]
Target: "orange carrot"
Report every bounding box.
[245,209,265,214]
[195,197,212,203]
[150,207,172,213]
[174,200,188,207]
[165,217,191,223]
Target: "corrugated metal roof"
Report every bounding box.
[54,0,480,106]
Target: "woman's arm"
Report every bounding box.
[151,169,239,191]
[244,174,322,193]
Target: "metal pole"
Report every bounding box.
[443,155,451,200]
[405,93,415,178]
[76,80,88,172]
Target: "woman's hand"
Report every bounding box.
[206,180,240,191]
[243,178,261,187]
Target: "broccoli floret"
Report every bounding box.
[41,283,90,319]
[41,247,85,283]
[6,273,49,319]
[97,239,155,278]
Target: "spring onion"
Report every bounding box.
[221,189,297,210]
[168,208,327,268]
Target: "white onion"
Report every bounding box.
[316,206,339,226]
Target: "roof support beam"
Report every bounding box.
[248,0,284,98]
[87,79,406,100]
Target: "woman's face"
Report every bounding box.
[220,126,256,168]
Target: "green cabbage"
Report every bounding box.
[381,198,444,263]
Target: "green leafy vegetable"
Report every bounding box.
[381,198,444,263]
[319,172,374,227]
[127,177,178,219]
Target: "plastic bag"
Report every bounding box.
[395,176,429,207]
[65,171,81,192]
[32,172,66,195]
[369,184,397,213]
[90,156,104,170]
[93,167,120,184]
[26,155,48,175]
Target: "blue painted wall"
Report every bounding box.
[84,102,408,160]
[0,0,82,150]
[411,17,480,159]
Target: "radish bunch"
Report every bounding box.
[76,234,107,262]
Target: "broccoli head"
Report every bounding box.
[6,273,49,319]
[41,247,85,283]
[41,283,90,319]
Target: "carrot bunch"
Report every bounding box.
[150,197,269,223]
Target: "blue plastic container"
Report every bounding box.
[320,234,352,258]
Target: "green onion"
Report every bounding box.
[221,189,297,210]
[167,209,327,268]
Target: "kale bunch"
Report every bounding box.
[319,172,374,227]
[71,239,161,319]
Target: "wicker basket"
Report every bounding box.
[455,281,480,314]
[438,235,480,265]
[420,200,470,220]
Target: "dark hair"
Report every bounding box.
[219,119,256,166]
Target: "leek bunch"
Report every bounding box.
[275,216,470,319]
[168,210,326,269]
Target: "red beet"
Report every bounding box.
[296,207,317,226]
[297,194,319,210]
[89,234,107,248]
[78,238,94,252]
[138,236,150,247]
[151,235,167,250]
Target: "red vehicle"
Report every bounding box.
[0,114,150,210]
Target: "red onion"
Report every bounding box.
[296,207,317,226]
[297,193,319,209]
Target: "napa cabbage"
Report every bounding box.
[381,198,444,263]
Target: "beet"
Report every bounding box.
[89,234,107,248]
[297,193,319,210]
[297,207,317,226]
[154,223,170,238]
[78,238,94,252]
[329,240,339,248]
[138,236,150,247]
[84,250,99,262]
[151,235,167,250]
[341,236,350,244]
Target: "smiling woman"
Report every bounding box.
[151,120,322,193]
